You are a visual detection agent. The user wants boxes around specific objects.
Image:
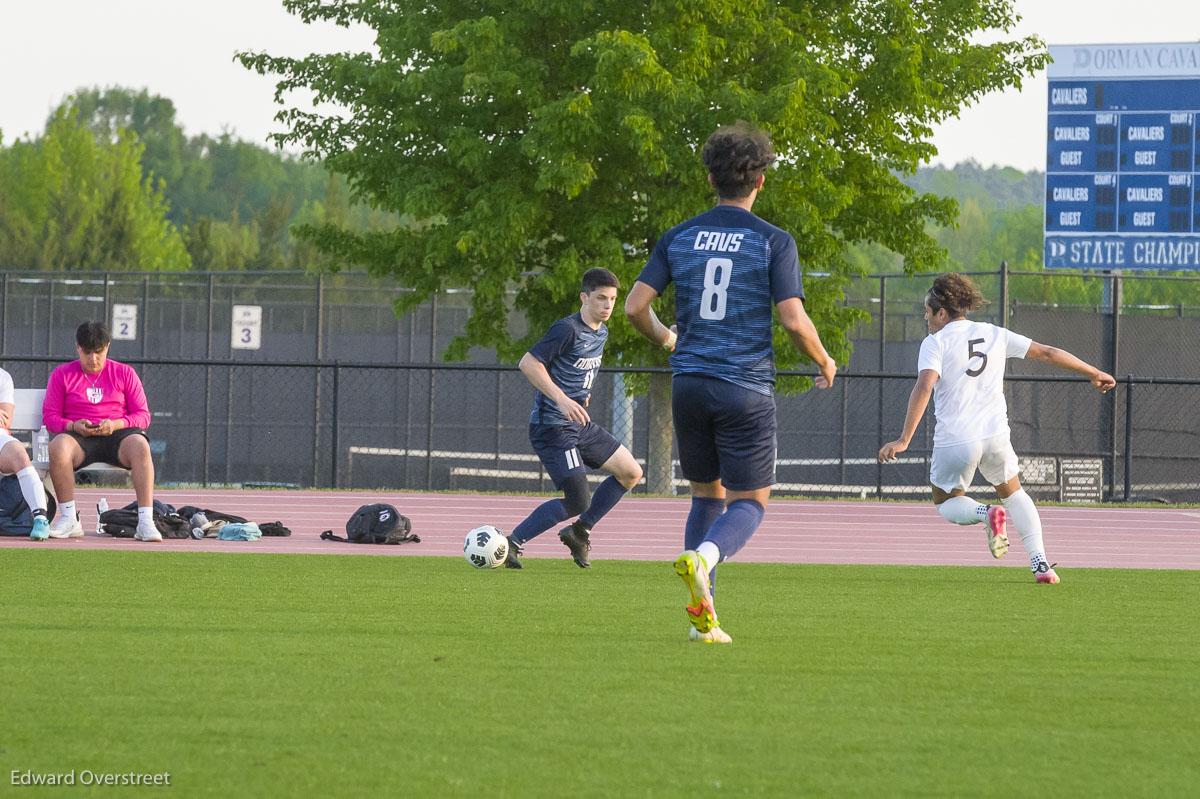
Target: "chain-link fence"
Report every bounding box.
[842,267,1200,377]
[4,356,1196,502]
[3,266,1199,379]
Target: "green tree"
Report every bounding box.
[0,105,189,271]
[240,0,1046,372]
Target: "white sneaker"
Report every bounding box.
[47,513,84,539]
[134,520,163,542]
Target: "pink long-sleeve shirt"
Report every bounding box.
[42,360,151,433]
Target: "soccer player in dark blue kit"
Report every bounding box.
[626,122,837,642]
[504,267,644,569]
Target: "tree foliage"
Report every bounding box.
[0,105,189,271]
[0,87,396,272]
[240,0,1047,372]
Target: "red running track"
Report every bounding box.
[2,488,1198,570]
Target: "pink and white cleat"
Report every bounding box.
[1035,562,1060,584]
[985,505,1009,559]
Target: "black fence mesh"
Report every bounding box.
[3,356,1196,502]
[3,268,1199,378]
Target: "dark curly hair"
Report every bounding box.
[702,121,776,200]
[926,273,988,318]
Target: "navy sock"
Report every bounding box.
[686,496,725,592]
[579,477,627,528]
[684,497,724,550]
[511,498,568,543]
[704,499,764,562]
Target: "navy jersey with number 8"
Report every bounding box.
[637,205,804,395]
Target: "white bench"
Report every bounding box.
[11,388,128,478]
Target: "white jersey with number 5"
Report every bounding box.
[917,319,1032,447]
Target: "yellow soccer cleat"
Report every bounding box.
[674,550,718,634]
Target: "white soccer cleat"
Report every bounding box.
[688,626,732,644]
[47,513,84,539]
[134,520,163,542]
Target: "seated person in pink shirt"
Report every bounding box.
[44,321,160,542]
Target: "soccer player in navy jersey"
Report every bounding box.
[625,122,837,642]
[504,267,644,569]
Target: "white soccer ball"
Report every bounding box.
[464,525,508,569]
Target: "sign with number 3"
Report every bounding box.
[232,305,263,350]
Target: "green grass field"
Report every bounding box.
[2,550,1197,797]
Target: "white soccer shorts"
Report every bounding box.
[0,431,19,475]
[929,433,1020,492]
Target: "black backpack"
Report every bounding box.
[99,500,192,539]
[320,503,419,545]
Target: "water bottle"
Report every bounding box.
[34,426,49,463]
[96,498,109,535]
[190,512,210,540]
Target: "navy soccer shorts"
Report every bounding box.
[672,373,777,491]
[529,422,621,488]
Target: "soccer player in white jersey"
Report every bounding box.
[878,273,1115,583]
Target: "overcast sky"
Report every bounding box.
[2,1,1198,172]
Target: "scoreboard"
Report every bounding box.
[1045,43,1200,270]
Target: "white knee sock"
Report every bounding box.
[1001,489,1046,572]
[697,541,722,576]
[937,496,989,525]
[16,466,47,516]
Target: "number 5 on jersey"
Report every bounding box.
[701,258,733,320]
[966,338,987,377]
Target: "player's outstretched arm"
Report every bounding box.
[624,282,675,351]
[518,352,590,424]
[777,297,835,388]
[878,369,938,462]
[1025,342,1116,393]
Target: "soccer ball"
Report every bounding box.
[464,525,508,569]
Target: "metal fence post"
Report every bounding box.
[495,370,503,489]
[141,276,149,358]
[876,277,887,498]
[879,275,887,370]
[839,376,849,484]
[1124,375,1134,502]
[225,363,235,485]
[332,363,341,489]
[1,273,8,354]
[316,273,325,361]
[999,259,1009,328]
[206,275,214,359]
[426,296,438,490]
[203,365,211,486]
[103,271,111,328]
[404,310,415,489]
[1108,272,1122,499]
[426,366,436,490]
[876,377,884,499]
[46,279,54,354]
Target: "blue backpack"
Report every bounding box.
[0,475,55,536]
